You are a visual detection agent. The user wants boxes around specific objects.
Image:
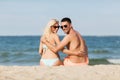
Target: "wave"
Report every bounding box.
[90,58,120,65]
[107,59,120,64]
[23,48,38,52]
[0,52,10,57]
[90,49,110,54]
[89,59,111,65]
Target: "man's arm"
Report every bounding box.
[79,38,88,55]
[62,37,88,56]
[42,35,70,53]
[62,49,87,56]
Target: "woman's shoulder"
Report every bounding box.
[51,33,60,42]
[51,33,59,37]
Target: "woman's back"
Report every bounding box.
[39,19,62,66]
[41,34,60,59]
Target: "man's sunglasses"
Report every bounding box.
[60,25,67,29]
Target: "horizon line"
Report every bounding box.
[0,34,120,37]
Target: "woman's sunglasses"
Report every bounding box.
[53,26,59,29]
[60,25,67,29]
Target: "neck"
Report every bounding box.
[68,27,74,34]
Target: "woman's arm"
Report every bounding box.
[39,38,43,55]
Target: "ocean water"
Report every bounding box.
[0,36,120,66]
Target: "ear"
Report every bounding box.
[70,23,72,28]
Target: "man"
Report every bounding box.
[42,17,89,66]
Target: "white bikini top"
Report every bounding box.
[42,44,56,50]
[42,44,48,49]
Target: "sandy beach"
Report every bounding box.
[0,65,120,80]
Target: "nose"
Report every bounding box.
[63,27,67,30]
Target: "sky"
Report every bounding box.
[0,0,120,36]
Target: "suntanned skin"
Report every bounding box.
[42,21,88,63]
[39,23,63,66]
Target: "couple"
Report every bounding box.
[39,17,89,66]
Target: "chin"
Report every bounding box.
[64,30,68,34]
[54,31,57,33]
[64,31,67,34]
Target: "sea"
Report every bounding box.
[0,36,120,66]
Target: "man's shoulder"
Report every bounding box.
[63,34,74,41]
[69,31,78,37]
[64,29,79,38]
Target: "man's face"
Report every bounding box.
[61,21,71,34]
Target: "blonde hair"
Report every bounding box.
[42,19,58,41]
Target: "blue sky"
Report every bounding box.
[0,0,120,36]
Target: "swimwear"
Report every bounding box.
[43,44,48,49]
[40,58,59,66]
[63,56,89,66]
[42,44,48,54]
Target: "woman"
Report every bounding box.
[39,19,62,66]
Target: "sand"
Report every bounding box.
[0,65,120,80]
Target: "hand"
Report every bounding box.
[77,50,87,57]
[41,36,47,44]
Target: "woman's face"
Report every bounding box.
[51,23,59,33]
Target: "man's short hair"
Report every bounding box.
[61,17,72,23]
